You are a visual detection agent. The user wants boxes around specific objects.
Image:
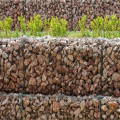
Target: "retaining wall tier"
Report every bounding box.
[0,36,120,97]
[0,93,120,120]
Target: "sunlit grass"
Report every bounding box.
[0,31,48,38]
[0,30,120,39]
[68,31,120,39]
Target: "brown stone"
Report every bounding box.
[94,112,99,119]
[42,74,47,82]
[0,75,3,81]
[37,55,46,64]
[107,102,118,110]
[93,99,99,107]
[53,102,59,112]
[4,77,9,84]
[101,105,108,112]
[87,65,93,72]
[74,108,81,117]
[29,78,36,86]
[112,73,120,81]
[23,96,29,107]
[9,81,15,90]
[53,77,60,84]
[56,54,61,61]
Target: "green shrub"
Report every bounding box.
[104,15,109,32]
[96,17,104,36]
[61,18,68,36]
[118,18,120,37]
[27,14,43,36]
[79,15,87,37]
[0,19,3,37]
[44,18,50,32]
[91,16,104,37]
[27,17,34,35]
[91,20,96,38]
[105,14,118,38]
[3,16,13,37]
[0,19,3,30]
[18,14,26,34]
[110,14,118,31]
[49,16,67,37]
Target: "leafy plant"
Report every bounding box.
[33,14,43,36]
[96,17,104,36]
[91,15,110,38]
[49,16,67,37]
[27,17,34,35]
[91,20,96,38]
[44,18,50,32]
[91,17,104,37]
[61,18,68,36]
[0,19,3,30]
[118,18,120,37]
[110,14,118,38]
[79,15,87,37]
[27,14,43,36]
[110,14,118,31]
[3,16,13,37]
[104,15,109,31]
[105,14,118,38]
[0,19,3,37]
[18,14,26,34]
[103,15,109,37]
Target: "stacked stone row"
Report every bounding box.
[0,93,120,120]
[0,37,120,97]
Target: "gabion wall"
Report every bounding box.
[0,36,120,97]
[0,93,120,120]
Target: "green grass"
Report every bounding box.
[68,31,120,39]
[0,31,48,38]
[0,30,120,39]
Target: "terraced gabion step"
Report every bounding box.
[0,36,120,97]
[0,93,120,120]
